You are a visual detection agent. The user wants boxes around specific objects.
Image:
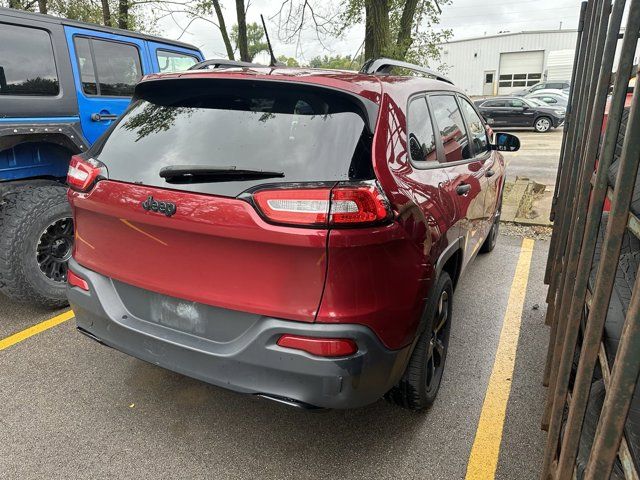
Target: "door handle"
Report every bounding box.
[485,169,495,178]
[456,184,471,196]
[91,113,118,122]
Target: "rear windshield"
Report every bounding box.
[92,79,374,197]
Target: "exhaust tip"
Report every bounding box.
[256,393,325,411]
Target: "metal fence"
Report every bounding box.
[542,0,640,478]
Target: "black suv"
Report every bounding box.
[475,96,566,133]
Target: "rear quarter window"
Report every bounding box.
[157,50,198,72]
[0,23,59,96]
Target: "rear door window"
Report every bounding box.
[459,98,489,156]
[74,37,142,96]
[407,97,437,163]
[0,23,59,96]
[157,50,198,72]
[482,100,506,108]
[92,79,375,197]
[429,95,472,163]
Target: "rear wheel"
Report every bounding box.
[386,272,453,410]
[0,185,72,308]
[535,116,552,133]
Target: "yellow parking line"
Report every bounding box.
[0,310,75,351]
[465,238,535,480]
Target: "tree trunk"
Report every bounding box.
[396,0,419,58]
[101,0,112,27]
[37,0,47,14]
[213,0,235,60]
[118,0,129,30]
[235,0,250,62]
[364,0,390,60]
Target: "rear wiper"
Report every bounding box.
[159,165,285,184]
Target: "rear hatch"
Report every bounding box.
[70,77,377,322]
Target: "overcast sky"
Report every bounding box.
[157,0,585,64]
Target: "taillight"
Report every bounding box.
[67,269,89,291]
[67,155,106,192]
[252,182,391,227]
[277,334,357,357]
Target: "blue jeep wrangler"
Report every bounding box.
[0,8,203,307]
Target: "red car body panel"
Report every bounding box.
[70,180,328,322]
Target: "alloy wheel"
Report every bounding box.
[426,289,451,394]
[536,117,551,132]
[36,216,74,283]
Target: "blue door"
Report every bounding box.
[147,41,203,73]
[64,26,152,145]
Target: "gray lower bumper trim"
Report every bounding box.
[67,259,411,409]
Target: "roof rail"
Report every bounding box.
[360,58,453,85]
[189,59,263,70]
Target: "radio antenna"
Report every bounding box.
[260,14,278,67]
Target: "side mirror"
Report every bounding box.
[491,132,520,152]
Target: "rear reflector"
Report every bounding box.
[67,155,106,192]
[68,269,89,291]
[277,334,358,357]
[253,182,391,227]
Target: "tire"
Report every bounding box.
[589,213,640,364]
[606,107,640,216]
[480,214,500,254]
[534,116,552,133]
[386,271,453,410]
[575,380,626,479]
[0,185,72,308]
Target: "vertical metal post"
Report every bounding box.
[540,0,626,476]
[541,0,607,433]
[546,2,589,287]
[556,1,640,475]
[583,68,640,478]
[558,0,640,478]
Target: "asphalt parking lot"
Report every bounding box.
[501,128,563,188]
[0,235,550,480]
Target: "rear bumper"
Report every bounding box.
[68,259,411,409]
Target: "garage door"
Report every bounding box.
[498,50,544,94]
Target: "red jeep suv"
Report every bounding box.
[66,59,518,410]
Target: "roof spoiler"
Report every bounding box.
[360,58,453,85]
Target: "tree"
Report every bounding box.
[278,55,299,67]
[231,22,268,61]
[274,0,452,68]
[308,54,361,70]
[234,0,250,61]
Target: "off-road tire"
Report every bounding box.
[385,272,453,410]
[0,185,72,308]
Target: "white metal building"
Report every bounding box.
[432,30,579,96]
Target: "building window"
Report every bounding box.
[498,72,542,89]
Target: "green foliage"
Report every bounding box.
[277,55,300,67]
[2,0,158,33]
[308,54,362,70]
[231,22,268,61]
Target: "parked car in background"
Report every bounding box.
[513,80,571,96]
[475,96,565,132]
[0,8,204,307]
[526,90,569,108]
[67,58,519,410]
